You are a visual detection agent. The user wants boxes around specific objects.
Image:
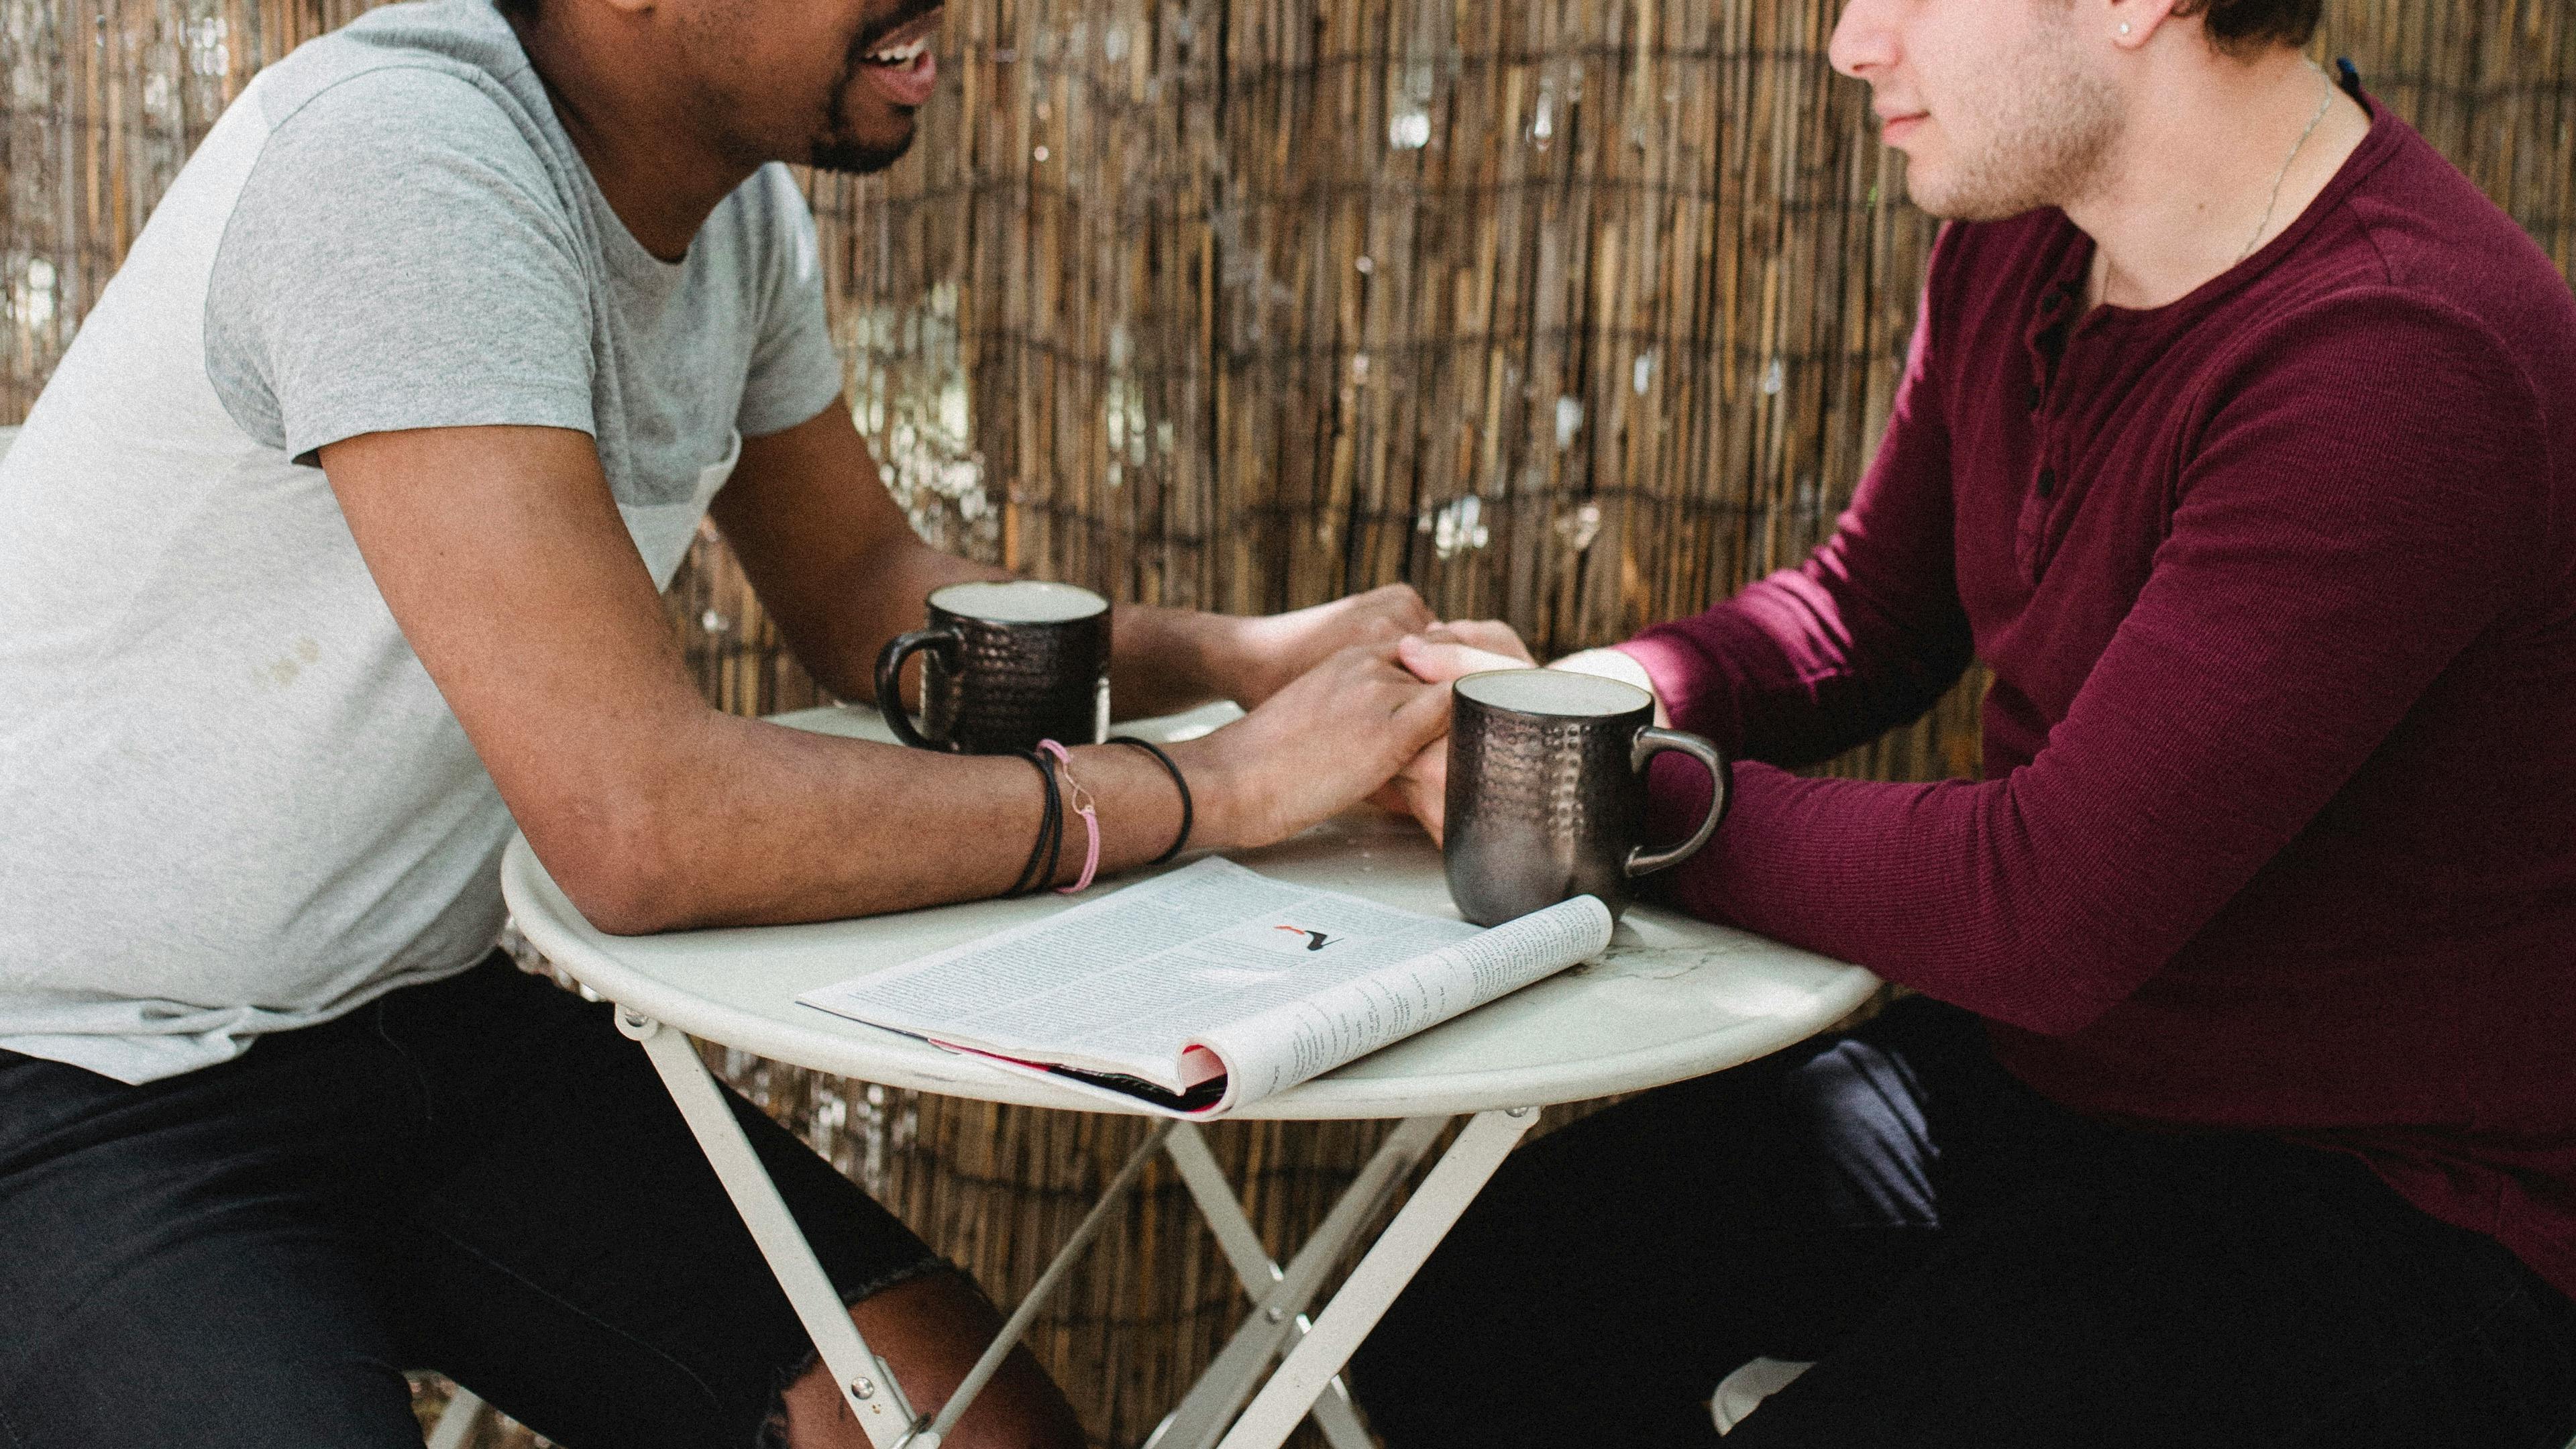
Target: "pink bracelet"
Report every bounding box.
[1037,740,1102,894]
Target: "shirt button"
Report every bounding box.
[2037,467,2058,500]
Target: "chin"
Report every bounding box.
[1902,178,1968,219]
[1901,168,2017,224]
[811,125,916,176]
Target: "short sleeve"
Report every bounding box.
[734,164,844,439]
[205,66,596,465]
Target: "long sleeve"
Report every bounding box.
[1617,274,1975,766]
[1633,290,2548,1036]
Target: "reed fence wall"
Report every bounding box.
[7,1,2572,1443]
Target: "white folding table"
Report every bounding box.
[498,702,1878,1449]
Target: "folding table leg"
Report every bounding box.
[1155,1123,1407,1449]
[910,1116,1174,1449]
[1144,1117,1449,1449]
[621,1012,919,1449]
[1212,1107,1540,1449]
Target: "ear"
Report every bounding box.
[2104,0,2189,50]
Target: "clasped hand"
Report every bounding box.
[1174,596,1538,854]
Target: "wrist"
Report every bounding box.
[1160,733,1260,853]
[1116,604,1245,712]
[1183,609,1261,704]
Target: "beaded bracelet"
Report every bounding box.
[1107,736,1193,865]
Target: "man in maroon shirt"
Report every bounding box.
[1350,0,2576,1443]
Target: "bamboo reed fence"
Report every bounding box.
[7,2,2573,1444]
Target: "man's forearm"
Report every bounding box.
[788,536,1232,718]
[1110,604,1234,719]
[564,709,1206,933]
[796,534,1012,704]
[544,637,1448,935]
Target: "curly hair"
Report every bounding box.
[2173,0,2325,56]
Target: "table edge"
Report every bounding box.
[501,840,1881,1121]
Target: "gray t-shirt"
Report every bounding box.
[0,0,843,1083]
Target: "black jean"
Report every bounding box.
[0,955,945,1449]
[1350,997,2576,1448]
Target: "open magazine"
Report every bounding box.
[796,857,1613,1116]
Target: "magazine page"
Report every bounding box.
[1189,892,1613,1106]
[795,857,1612,1114]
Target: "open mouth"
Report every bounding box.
[855,5,942,110]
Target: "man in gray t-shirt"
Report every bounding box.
[0,1,1448,1443]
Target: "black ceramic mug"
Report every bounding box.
[873,580,1112,755]
[1443,669,1729,926]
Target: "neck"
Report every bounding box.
[508,11,758,262]
[2072,46,2368,311]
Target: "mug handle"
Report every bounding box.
[873,627,961,751]
[1624,727,1730,877]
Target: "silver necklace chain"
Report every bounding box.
[2239,59,2337,264]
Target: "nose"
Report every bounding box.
[1829,0,1898,80]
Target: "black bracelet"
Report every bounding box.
[1035,749,1066,890]
[1108,736,1193,865]
[1004,749,1062,898]
[1003,750,1046,897]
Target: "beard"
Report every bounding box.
[1904,23,2119,221]
[810,25,918,174]
[811,127,913,176]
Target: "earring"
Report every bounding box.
[2118,21,2133,34]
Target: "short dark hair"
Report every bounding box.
[492,0,537,19]
[2172,0,2324,56]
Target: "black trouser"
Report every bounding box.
[1350,997,2576,1448]
[0,955,946,1449]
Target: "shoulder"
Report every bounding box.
[215,53,581,290]
[2201,252,2562,470]
[2287,109,2576,419]
[2332,111,2568,303]
[243,1,559,196]
[252,65,549,190]
[2175,283,2551,600]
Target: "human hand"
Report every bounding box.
[1207,584,1436,708]
[1175,641,1452,852]
[1425,619,1538,664]
[1364,623,1532,843]
[1367,737,1453,845]
[1394,621,1538,690]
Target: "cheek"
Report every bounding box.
[695,28,842,131]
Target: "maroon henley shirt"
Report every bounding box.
[1617,93,2576,1299]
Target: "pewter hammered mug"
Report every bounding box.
[873,580,1112,755]
[1443,669,1729,926]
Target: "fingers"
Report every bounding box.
[1392,671,1454,744]
[1361,583,1437,632]
[1421,618,1534,663]
[1395,634,1536,687]
[1393,738,1449,845]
